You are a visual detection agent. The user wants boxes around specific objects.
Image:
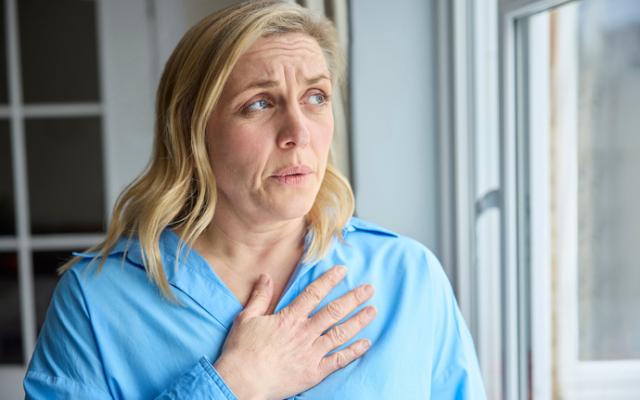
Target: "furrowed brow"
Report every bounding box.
[231,73,331,102]
[239,79,279,93]
[305,74,331,85]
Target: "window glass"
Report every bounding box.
[0,0,8,104]
[576,0,640,360]
[26,117,104,234]
[0,121,14,235]
[528,0,640,363]
[0,252,22,364]
[18,0,99,102]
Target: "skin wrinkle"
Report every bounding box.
[223,38,332,111]
[231,74,331,105]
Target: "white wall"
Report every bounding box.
[153,0,240,79]
[99,0,155,213]
[350,0,440,252]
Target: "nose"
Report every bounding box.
[277,103,310,149]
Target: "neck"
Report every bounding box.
[194,206,307,277]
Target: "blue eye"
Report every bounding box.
[308,93,327,105]
[245,99,270,112]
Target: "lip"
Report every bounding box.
[270,164,313,186]
[270,164,313,177]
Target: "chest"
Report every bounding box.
[206,258,295,315]
[97,303,434,400]
[90,256,438,399]
[292,337,433,399]
[224,273,289,314]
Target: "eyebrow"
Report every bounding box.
[236,74,331,94]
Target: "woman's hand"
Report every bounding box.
[213,265,376,400]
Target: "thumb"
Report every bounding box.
[242,273,274,317]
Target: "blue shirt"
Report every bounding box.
[24,217,485,399]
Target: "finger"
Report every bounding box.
[313,306,377,353]
[317,339,371,377]
[283,265,347,318]
[307,283,374,334]
[241,273,273,318]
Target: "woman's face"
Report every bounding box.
[206,33,334,225]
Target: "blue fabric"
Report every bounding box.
[24,217,486,399]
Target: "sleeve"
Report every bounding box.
[426,251,487,400]
[153,356,237,400]
[23,269,112,399]
[23,268,238,400]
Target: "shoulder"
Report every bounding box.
[61,233,172,306]
[338,218,459,336]
[340,217,445,286]
[343,217,440,265]
[343,217,399,238]
[66,241,144,288]
[68,227,185,282]
[342,217,462,322]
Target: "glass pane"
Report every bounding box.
[33,250,75,334]
[0,252,22,364]
[0,120,15,235]
[0,0,8,104]
[26,118,104,234]
[18,0,99,102]
[527,0,640,368]
[576,0,640,360]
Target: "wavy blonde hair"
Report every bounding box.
[60,0,354,300]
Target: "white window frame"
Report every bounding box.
[437,0,505,398]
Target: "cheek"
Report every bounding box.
[208,127,265,181]
[314,117,334,162]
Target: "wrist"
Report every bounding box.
[213,355,263,400]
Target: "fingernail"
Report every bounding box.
[334,265,347,277]
[362,284,373,296]
[366,306,376,317]
[360,339,371,351]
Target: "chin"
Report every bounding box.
[273,203,314,222]
[269,194,316,222]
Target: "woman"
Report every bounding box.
[24,1,485,399]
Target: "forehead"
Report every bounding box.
[228,33,329,84]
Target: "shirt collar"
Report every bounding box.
[343,216,399,238]
[74,217,396,329]
[75,230,243,328]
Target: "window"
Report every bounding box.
[447,0,640,397]
[525,0,640,397]
[0,0,105,394]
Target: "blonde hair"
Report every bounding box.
[60,0,354,300]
